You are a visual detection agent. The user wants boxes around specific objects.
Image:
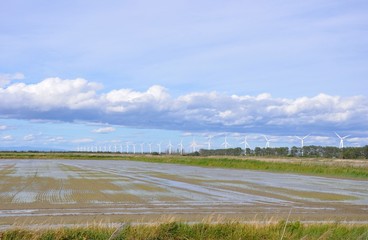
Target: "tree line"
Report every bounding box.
[198,145,368,159]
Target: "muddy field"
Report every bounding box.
[0,159,367,227]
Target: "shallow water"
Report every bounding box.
[0,159,367,223]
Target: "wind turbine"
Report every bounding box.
[140,143,144,154]
[178,139,184,155]
[206,136,213,150]
[263,135,271,148]
[157,142,162,154]
[125,142,129,154]
[221,136,231,149]
[148,143,152,154]
[240,136,251,155]
[190,138,199,152]
[295,134,310,156]
[132,143,136,154]
[167,140,173,154]
[335,132,350,149]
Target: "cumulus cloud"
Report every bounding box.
[23,134,35,141]
[0,73,24,87]
[92,127,116,133]
[1,135,13,141]
[0,125,7,130]
[0,77,367,136]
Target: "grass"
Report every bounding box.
[1,221,368,240]
[1,152,368,180]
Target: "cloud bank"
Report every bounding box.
[92,127,116,134]
[0,77,367,136]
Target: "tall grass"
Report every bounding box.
[1,152,368,179]
[1,221,368,240]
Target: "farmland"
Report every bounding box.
[1,158,368,229]
[1,151,368,179]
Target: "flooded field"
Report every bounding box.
[1,159,368,226]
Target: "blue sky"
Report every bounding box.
[1,0,368,151]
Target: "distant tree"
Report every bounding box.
[290,146,298,157]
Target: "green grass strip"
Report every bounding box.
[1,222,368,240]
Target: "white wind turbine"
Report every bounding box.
[295,134,310,156]
[190,138,199,153]
[240,136,251,155]
[167,140,173,154]
[263,135,271,148]
[157,142,162,154]
[125,142,129,154]
[335,132,350,149]
[132,143,136,154]
[140,143,144,154]
[206,136,213,150]
[178,139,184,155]
[148,143,152,154]
[222,136,231,149]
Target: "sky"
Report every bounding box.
[1,0,368,151]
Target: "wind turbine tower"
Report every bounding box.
[206,136,213,150]
[132,144,136,154]
[148,143,152,154]
[125,142,129,154]
[157,142,162,154]
[140,143,144,154]
[335,132,350,149]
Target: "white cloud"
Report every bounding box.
[48,136,65,143]
[0,77,101,111]
[0,125,7,130]
[102,85,170,113]
[92,127,116,133]
[0,77,367,137]
[2,135,13,141]
[0,72,24,87]
[23,134,35,141]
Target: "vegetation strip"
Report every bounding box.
[1,221,368,240]
[1,152,368,179]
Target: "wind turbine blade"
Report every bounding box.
[335,132,342,139]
